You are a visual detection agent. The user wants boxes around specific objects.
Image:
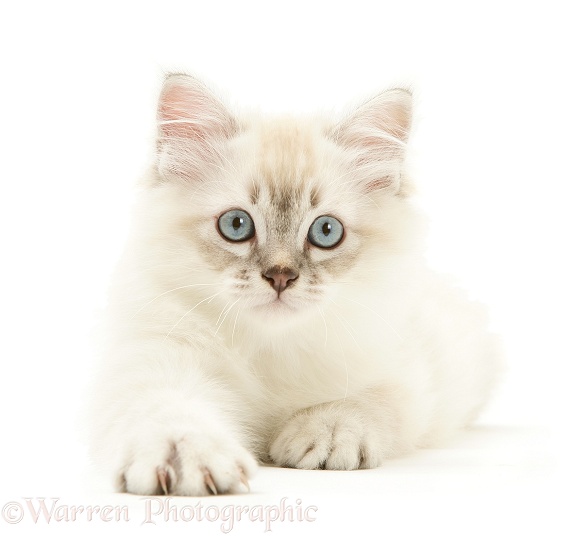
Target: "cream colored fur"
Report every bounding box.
[88,74,501,496]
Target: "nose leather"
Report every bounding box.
[262,266,299,295]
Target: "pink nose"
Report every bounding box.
[262,266,299,295]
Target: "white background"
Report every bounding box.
[1,1,571,534]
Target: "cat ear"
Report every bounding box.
[156,74,237,182]
[335,89,412,195]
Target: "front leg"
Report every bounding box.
[89,341,258,496]
[115,397,257,496]
[269,389,405,470]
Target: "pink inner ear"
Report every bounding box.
[158,77,233,141]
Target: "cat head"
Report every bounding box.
[139,74,417,327]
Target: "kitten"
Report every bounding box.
[88,74,501,496]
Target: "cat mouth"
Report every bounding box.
[253,296,298,314]
[269,297,296,309]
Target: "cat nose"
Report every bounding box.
[262,266,299,295]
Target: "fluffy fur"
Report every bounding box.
[88,74,501,496]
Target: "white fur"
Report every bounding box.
[87,75,501,496]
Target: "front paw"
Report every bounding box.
[118,427,257,496]
[269,403,387,470]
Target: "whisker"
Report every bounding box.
[216,300,232,328]
[231,299,244,348]
[336,295,404,342]
[326,297,361,342]
[163,290,224,341]
[130,283,218,319]
[215,297,241,335]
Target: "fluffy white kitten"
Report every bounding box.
[88,74,501,496]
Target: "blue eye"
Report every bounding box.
[218,209,255,242]
[308,215,344,248]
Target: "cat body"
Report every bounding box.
[88,75,500,496]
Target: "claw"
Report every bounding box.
[157,468,171,495]
[203,469,218,495]
[239,467,250,492]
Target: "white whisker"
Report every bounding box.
[216,300,232,327]
[215,297,241,335]
[163,290,224,341]
[130,283,217,320]
[231,298,245,348]
[337,295,404,342]
[326,297,361,343]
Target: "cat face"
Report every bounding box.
[188,118,369,318]
[149,75,413,322]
